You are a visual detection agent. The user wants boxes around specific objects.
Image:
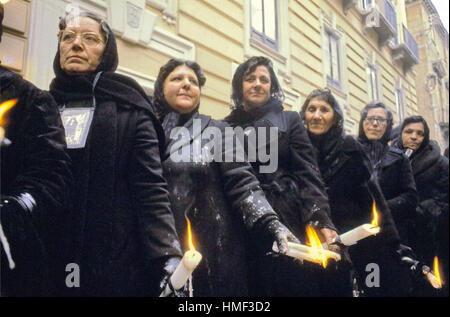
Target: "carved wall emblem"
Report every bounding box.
[127,2,142,29]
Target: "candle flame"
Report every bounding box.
[433,256,442,288]
[306,225,327,268]
[186,216,196,251]
[0,99,18,126]
[371,201,379,227]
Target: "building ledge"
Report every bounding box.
[392,43,419,74]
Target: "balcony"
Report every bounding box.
[343,0,358,15]
[392,25,420,74]
[361,0,398,48]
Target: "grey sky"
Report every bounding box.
[431,0,449,32]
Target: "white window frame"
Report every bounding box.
[244,0,291,85]
[366,63,381,102]
[249,0,278,51]
[360,0,373,11]
[325,30,342,89]
[320,12,350,106]
[395,87,406,124]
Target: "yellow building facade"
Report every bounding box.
[406,0,449,149]
[1,0,443,140]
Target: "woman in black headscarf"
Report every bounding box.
[224,57,339,296]
[49,12,182,296]
[300,89,412,297]
[392,116,449,295]
[153,58,297,297]
[358,103,418,246]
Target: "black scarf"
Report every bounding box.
[49,22,163,150]
[299,94,345,175]
[357,114,391,167]
[224,97,284,127]
[50,20,153,110]
[160,106,200,149]
[391,134,439,178]
[357,138,388,167]
[308,124,345,176]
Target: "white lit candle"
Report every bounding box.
[160,250,202,297]
[424,256,442,289]
[0,99,19,270]
[334,201,381,246]
[425,270,442,289]
[335,223,381,246]
[272,241,341,265]
[0,222,15,269]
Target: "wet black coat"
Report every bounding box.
[313,135,399,243]
[407,141,448,266]
[376,146,418,244]
[225,102,336,297]
[162,112,279,297]
[53,97,183,297]
[0,66,71,296]
[314,135,402,296]
[225,104,335,239]
[49,22,182,296]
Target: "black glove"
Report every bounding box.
[1,195,35,243]
[159,257,188,297]
[393,244,425,281]
[265,219,300,254]
[395,244,417,266]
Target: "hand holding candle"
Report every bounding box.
[424,256,442,289]
[333,201,381,246]
[160,217,202,297]
[273,225,341,268]
[0,99,18,269]
[0,99,17,147]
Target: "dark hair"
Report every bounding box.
[58,11,109,43]
[0,4,4,42]
[231,56,284,109]
[400,115,430,150]
[300,88,343,126]
[358,102,393,143]
[153,58,206,118]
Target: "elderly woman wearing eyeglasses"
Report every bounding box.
[49,12,183,296]
[357,102,418,296]
[358,103,418,242]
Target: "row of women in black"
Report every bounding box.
[1,10,447,297]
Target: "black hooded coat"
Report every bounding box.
[225,99,336,297]
[392,130,448,285]
[225,99,336,238]
[0,65,71,296]
[301,100,403,296]
[49,20,182,296]
[358,118,418,245]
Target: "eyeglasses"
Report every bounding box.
[59,31,104,47]
[365,116,388,125]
